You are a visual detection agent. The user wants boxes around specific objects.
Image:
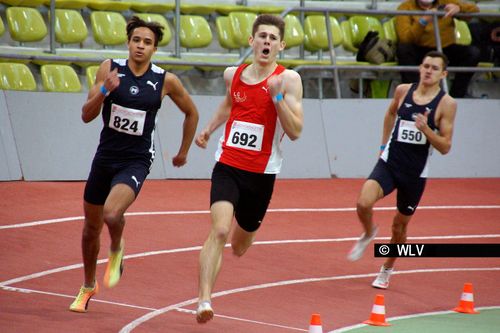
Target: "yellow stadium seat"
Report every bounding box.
[55,9,88,46]
[179,15,212,49]
[43,0,89,10]
[215,16,239,51]
[85,65,99,88]
[0,16,4,37]
[341,16,385,52]
[283,14,304,50]
[228,12,257,48]
[0,63,37,91]
[134,13,172,47]
[180,4,217,16]
[215,5,249,15]
[90,11,127,47]
[130,2,174,14]
[454,18,472,45]
[6,6,48,43]
[9,0,45,7]
[383,18,397,44]
[41,64,81,92]
[87,0,131,12]
[304,15,343,51]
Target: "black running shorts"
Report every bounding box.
[210,162,276,232]
[368,159,427,216]
[84,158,150,205]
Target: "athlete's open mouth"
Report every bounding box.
[262,48,270,55]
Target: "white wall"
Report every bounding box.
[1,91,499,181]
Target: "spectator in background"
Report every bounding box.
[469,20,500,66]
[395,0,480,97]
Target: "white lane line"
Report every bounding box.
[2,234,499,287]
[331,306,500,332]
[1,205,499,230]
[119,267,500,333]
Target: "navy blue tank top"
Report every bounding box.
[381,83,445,177]
[95,59,166,165]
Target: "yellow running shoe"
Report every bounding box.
[103,239,124,288]
[69,282,99,313]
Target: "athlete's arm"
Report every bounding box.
[195,67,235,149]
[81,60,119,123]
[415,94,457,155]
[163,72,199,167]
[268,69,303,141]
[381,84,410,147]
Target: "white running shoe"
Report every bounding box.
[372,265,393,289]
[196,301,214,323]
[347,226,379,261]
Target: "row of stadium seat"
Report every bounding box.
[0,62,87,92]
[0,7,402,66]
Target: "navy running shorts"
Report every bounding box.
[84,158,150,205]
[368,159,427,216]
[210,162,276,232]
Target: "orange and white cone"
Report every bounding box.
[453,283,479,314]
[308,313,323,333]
[363,294,391,326]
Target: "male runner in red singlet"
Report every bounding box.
[194,14,304,323]
[347,51,457,289]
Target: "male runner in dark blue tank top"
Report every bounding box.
[70,16,199,312]
[347,51,457,289]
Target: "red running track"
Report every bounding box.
[0,179,499,332]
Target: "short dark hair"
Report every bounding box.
[252,14,285,41]
[126,16,164,47]
[424,50,449,70]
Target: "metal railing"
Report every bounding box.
[4,2,500,98]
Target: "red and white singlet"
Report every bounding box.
[215,64,286,174]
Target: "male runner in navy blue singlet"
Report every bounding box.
[70,16,199,312]
[347,51,457,289]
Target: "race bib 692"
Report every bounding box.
[226,120,264,151]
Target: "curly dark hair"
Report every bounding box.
[126,16,164,47]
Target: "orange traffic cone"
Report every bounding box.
[308,313,323,333]
[363,294,391,326]
[453,283,479,314]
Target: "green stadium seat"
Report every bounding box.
[228,12,258,48]
[304,15,343,51]
[43,0,90,10]
[283,14,304,50]
[87,0,131,12]
[41,64,81,92]
[383,18,397,44]
[8,0,45,7]
[0,16,4,37]
[130,2,174,14]
[85,65,99,88]
[0,63,37,91]
[6,6,48,43]
[179,15,213,49]
[55,9,88,46]
[216,16,239,51]
[342,16,385,52]
[90,11,127,47]
[180,4,217,16]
